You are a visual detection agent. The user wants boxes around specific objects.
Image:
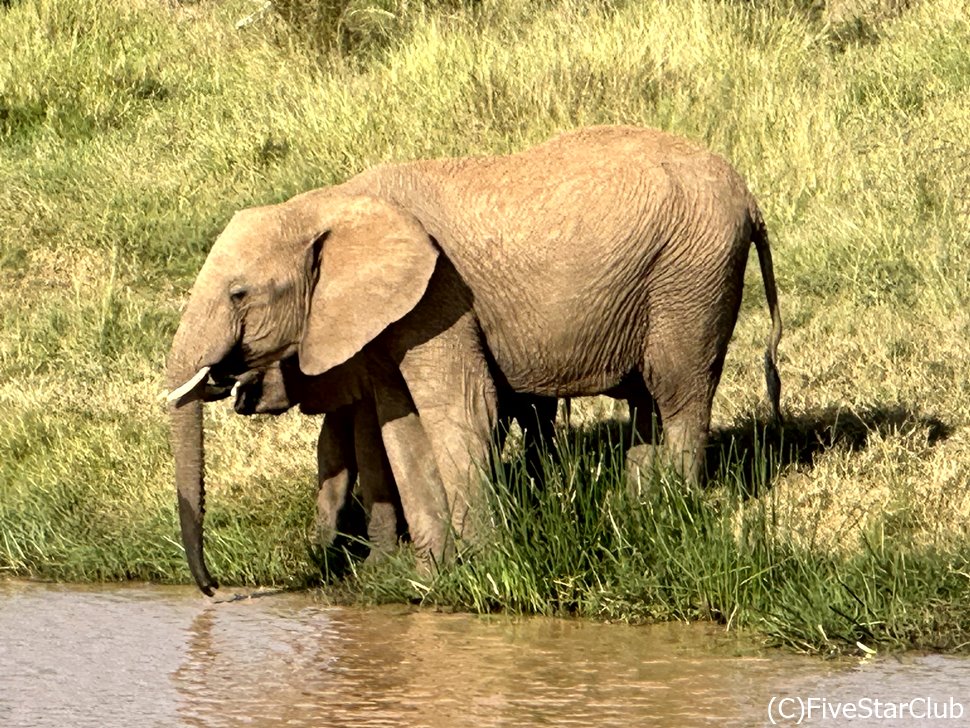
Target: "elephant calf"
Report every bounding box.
[232,357,561,569]
[237,360,405,565]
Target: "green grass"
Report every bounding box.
[344,429,970,655]
[1,0,969,654]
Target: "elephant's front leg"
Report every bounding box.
[352,399,406,560]
[371,375,454,569]
[397,327,499,545]
[315,406,366,556]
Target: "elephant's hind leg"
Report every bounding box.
[658,402,711,485]
[603,377,663,491]
[636,349,718,488]
[499,392,559,484]
[627,395,711,488]
[626,384,660,447]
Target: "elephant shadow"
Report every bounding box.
[562,404,953,499]
[707,404,952,498]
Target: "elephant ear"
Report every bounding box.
[299,195,439,376]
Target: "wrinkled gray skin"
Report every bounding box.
[167,125,782,596]
[235,359,558,563]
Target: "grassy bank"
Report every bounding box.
[1,0,969,654]
[348,431,970,655]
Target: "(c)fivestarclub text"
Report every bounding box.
[767,696,965,724]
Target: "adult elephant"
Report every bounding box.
[167,124,782,596]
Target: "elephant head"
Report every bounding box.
[166,190,440,595]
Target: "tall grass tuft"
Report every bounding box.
[349,430,970,654]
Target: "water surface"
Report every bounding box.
[1,582,967,727]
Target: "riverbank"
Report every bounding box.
[2,0,969,655]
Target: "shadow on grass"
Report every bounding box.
[564,404,953,498]
[312,403,955,598]
[709,404,952,497]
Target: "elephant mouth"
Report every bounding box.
[200,365,246,403]
[202,334,271,395]
[201,377,234,401]
[178,366,266,415]
[170,341,296,410]
[229,369,265,414]
[169,342,254,406]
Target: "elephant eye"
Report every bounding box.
[229,284,248,304]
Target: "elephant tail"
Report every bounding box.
[751,205,783,425]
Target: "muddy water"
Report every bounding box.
[1,582,968,727]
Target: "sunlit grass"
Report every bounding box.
[346,430,970,655]
[1,0,969,652]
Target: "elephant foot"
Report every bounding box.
[364,502,401,562]
[312,506,370,580]
[626,437,708,494]
[409,527,458,578]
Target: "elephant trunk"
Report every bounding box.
[169,397,218,596]
[167,289,237,597]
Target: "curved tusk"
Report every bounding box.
[167,366,212,406]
